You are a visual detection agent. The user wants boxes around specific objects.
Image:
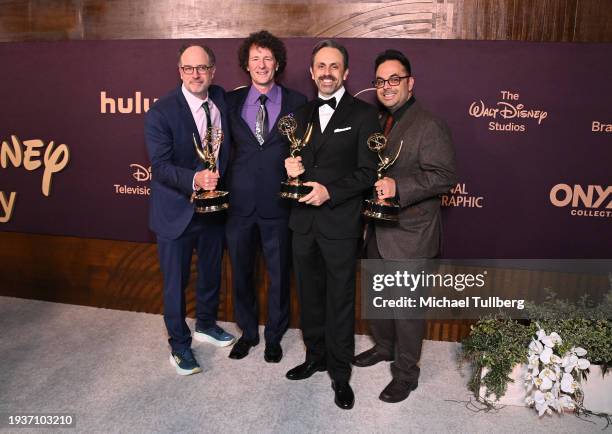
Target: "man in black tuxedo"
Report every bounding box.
[225,31,307,363]
[284,40,380,410]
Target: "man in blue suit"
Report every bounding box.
[145,44,235,376]
[225,31,307,362]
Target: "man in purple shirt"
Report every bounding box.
[225,30,307,362]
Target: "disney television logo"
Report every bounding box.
[130,164,152,182]
[113,163,151,196]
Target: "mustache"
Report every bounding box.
[318,75,336,81]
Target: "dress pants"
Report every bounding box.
[226,211,291,344]
[156,213,225,353]
[366,227,425,383]
[293,227,358,382]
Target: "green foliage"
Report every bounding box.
[461,289,612,402]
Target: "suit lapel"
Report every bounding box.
[298,101,320,160]
[385,101,420,160]
[176,87,200,145]
[266,85,290,144]
[208,86,229,174]
[234,87,261,146]
[314,92,354,154]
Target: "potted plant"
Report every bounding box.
[461,289,612,418]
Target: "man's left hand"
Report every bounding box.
[299,182,330,206]
[374,177,396,200]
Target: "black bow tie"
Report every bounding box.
[317,97,336,109]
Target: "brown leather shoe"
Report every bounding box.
[352,347,393,367]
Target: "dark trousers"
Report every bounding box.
[226,212,291,344]
[293,228,358,383]
[157,213,225,353]
[366,228,425,383]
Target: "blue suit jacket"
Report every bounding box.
[145,85,230,239]
[226,85,307,218]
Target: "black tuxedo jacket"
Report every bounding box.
[226,85,307,218]
[288,92,380,239]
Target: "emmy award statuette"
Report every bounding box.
[363,132,403,222]
[277,114,314,200]
[191,129,229,213]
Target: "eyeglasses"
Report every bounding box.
[372,75,410,89]
[180,64,214,75]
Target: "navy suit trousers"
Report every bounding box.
[226,211,291,344]
[157,213,225,353]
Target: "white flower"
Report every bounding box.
[541,332,562,348]
[572,347,587,357]
[540,368,556,381]
[576,358,590,370]
[523,329,590,417]
[558,394,575,410]
[537,372,553,391]
[560,373,576,393]
[562,354,578,373]
[529,339,543,354]
[534,390,549,416]
[540,346,553,364]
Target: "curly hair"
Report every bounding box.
[237,30,287,75]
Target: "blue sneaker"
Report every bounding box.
[169,348,202,376]
[194,325,236,347]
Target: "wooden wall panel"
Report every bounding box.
[1,0,610,42]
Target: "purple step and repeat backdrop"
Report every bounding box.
[1,39,610,258]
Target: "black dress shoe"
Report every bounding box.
[379,378,418,403]
[228,337,259,360]
[352,347,393,367]
[285,359,326,380]
[331,381,354,410]
[264,342,283,363]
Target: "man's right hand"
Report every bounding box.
[285,156,305,178]
[194,169,219,191]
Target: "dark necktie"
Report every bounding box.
[317,97,336,109]
[202,101,212,140]
[383,113,394,137]
[256,94,269,145]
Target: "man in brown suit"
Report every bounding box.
[353,49,456,403]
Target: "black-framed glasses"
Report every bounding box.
[180,64,214,75]
[372,75,410,88]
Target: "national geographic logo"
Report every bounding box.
[100,91,159,114]
[113,164,151,196]
[592,121,611,133]
[549,183,612,218]
[468,90,548,133]
[441,183,484,208]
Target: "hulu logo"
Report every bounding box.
[100,91,158,114]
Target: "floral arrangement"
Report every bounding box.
[525,327,590,416]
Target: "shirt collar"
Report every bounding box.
[182,84,210,112]
[389,95,416,121]
[247,83,280,105]
[318,86,345,107]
